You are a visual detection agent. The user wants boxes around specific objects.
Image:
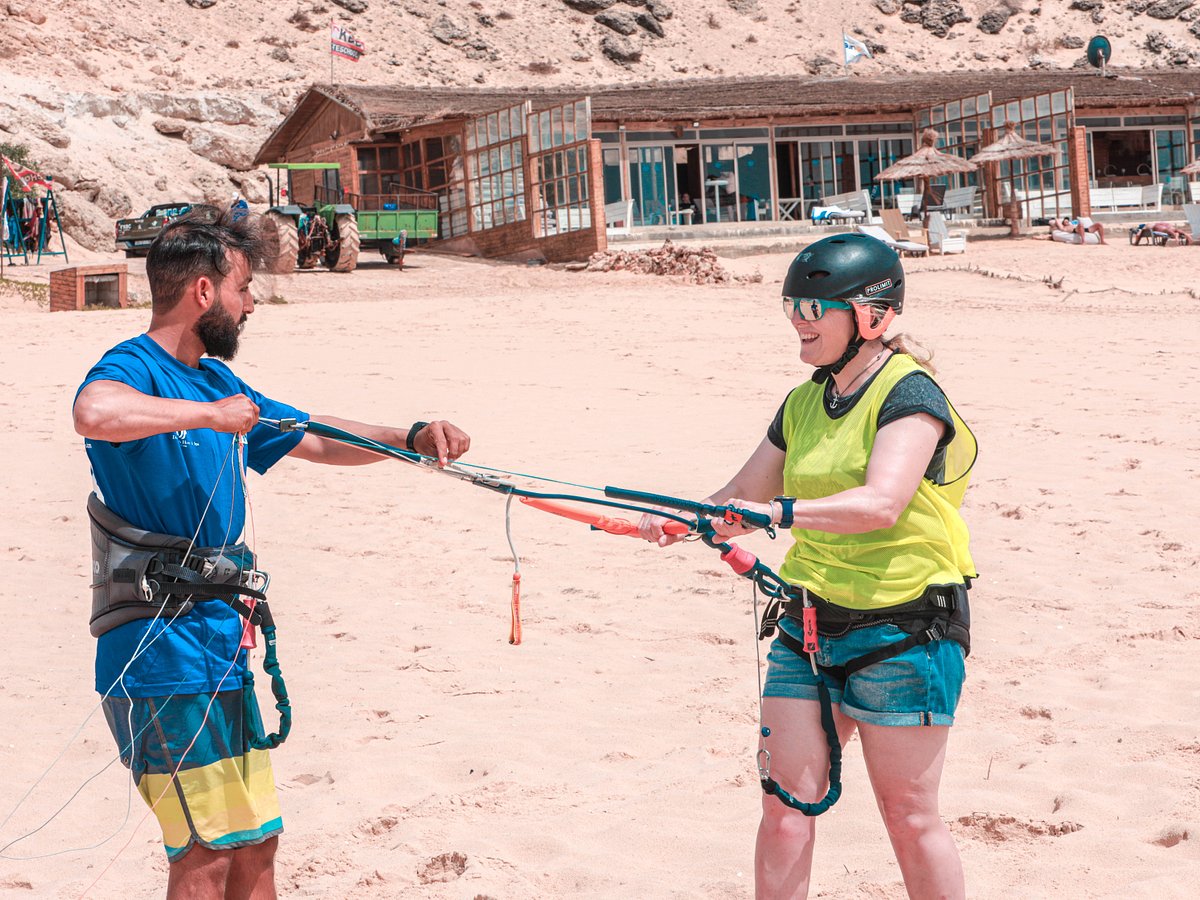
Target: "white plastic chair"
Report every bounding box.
[927,213,966,254]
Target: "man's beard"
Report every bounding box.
[194,302,245,360]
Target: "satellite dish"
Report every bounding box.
[1087,36,1112,70]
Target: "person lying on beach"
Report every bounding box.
[73,207,470,898]
[1131,222,1193,245]
[1049,216,1106,244]
[640,234,977,899]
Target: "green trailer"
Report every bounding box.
[262,163,439,273]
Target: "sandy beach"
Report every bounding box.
[1,232,1198,898]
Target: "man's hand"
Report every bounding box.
[209,395,260,434]
[412,420,471,466]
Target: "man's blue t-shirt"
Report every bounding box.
[77,334,306,697]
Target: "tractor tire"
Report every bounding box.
[327,214,359,273]
[263,211,298,274]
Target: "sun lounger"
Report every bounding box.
[879,208,930,256]
[857,223,928,256]
[1128,225,1174,246]
[813,190,872,224]
[1050,229,1100,245]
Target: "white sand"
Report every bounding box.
[1,234,1198,897]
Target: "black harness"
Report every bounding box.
[763,580,972,679]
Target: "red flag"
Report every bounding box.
[331,23,365,62]
[2,156,53,191]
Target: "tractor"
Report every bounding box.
[262,162,439,274]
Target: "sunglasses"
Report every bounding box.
[782,297,854,321]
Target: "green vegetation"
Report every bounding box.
[0,276,49,306]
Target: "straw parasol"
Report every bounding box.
[972,121,1059,236]
[1181,158,1200,175]
[875,128,975,223]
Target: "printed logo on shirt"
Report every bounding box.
[173,430,200,448]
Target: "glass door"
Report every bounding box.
[735,143,771,220]
[628,146,675,225]
[859,138,914,208]
[1155,128,1188,204]
[702,144,736,222]
[799,141,856,217]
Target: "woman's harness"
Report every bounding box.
[761,580,971,681]
[86,493,291,749]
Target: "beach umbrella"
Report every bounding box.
[875,129,975,221]
[972,121,1059,236]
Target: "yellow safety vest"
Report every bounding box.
[777,353,977,610]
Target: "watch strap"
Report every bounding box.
[406,421,430,452]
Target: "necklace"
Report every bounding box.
[829,348,890,409]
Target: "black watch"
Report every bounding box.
[406,421,430,452]
[773,496,795,529]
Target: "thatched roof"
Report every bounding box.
[972,121,1060,164]
[254,69,1200,164]
[876,129,977,181]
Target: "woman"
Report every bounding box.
[641,233,977,898]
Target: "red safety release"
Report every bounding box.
[802,605,819,655]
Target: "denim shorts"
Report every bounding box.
[762,614,966,727]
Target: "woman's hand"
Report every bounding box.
[709,498,775,539]
[638,507,694,547]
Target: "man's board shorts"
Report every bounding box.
[763,616,966,727]
[103,683,283,861]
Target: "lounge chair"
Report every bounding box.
[927,212,966,254]
[880,208,930,256]
[1127,224,1176,246]
[857,223,928,256]
[812,189,872,224]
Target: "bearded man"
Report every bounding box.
[73,207,469,898]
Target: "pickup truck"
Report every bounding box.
[114,203,195,257]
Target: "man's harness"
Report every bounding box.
[87,493,291,749]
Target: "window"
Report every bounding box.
[466,102,529,231]
[529,98,593,237]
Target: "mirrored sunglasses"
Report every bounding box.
[782,297,854,321]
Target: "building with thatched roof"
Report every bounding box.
[254,69,1200,259]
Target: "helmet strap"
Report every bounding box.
[811,338,863,384]
[811,302,894,383]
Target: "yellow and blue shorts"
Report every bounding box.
[102,684,283,861]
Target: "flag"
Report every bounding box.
[843,33,873,67]
[1,177,8,243]
[331,23,365,62]
[2,155,53,192]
